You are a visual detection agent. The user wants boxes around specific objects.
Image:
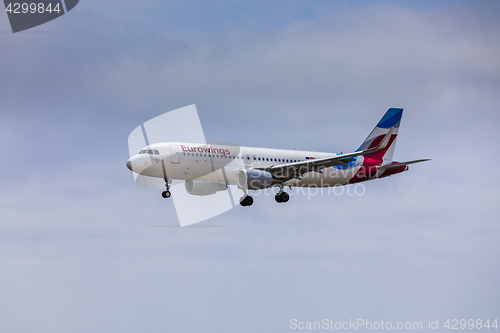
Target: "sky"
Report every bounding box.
[1,1,499,332]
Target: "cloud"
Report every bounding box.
[0,1,499,332]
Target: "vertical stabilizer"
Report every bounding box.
[357,108,403,161]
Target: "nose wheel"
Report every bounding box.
[162,178,172,199]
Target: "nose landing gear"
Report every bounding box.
[162,178,171,199]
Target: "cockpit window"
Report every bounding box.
[139,150,148,154]
[147,150,153,154]
[154,150,159,155]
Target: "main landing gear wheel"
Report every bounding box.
[275,192,289,203]
[240,195,254,207]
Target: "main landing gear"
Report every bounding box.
[275,183,289,203]
[162,178,171,199]
[239,183,290,206]
[275,192,289,203]
[240,195,253,207]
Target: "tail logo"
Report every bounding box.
[377,108,403,129]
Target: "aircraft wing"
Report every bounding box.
[259,128,394,179]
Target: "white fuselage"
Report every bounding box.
[127,142,365,188]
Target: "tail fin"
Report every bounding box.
[356,108,403,161]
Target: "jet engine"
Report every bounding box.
[237,169,275,190]
[185,180,227,196]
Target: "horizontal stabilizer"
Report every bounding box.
[377,159,431,170]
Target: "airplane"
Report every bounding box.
[126,108,429,206]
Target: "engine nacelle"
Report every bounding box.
[237,169,274,190]
[185,180,227,196]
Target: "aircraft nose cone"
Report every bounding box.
[126,159,132,171]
